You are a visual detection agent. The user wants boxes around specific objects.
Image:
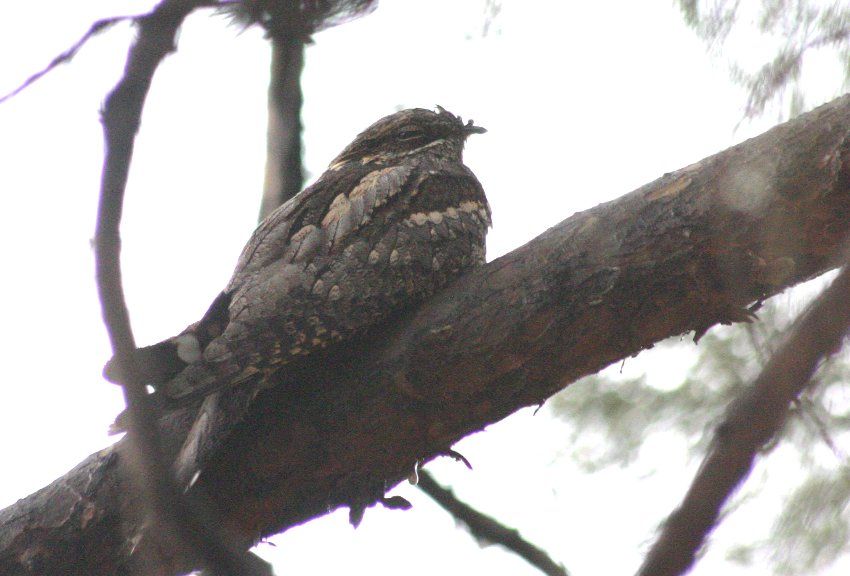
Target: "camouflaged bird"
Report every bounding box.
[105,107,490,485]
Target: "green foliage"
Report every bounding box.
[766,470,850,574]
[549,276,850,573]
[676,0,850,118]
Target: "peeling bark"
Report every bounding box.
[4,95,850,575]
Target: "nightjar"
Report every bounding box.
[105,106,490,484]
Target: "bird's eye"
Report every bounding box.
[398,130,424,142]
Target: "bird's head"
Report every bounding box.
[329,106,485,169]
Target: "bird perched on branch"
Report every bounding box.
[105,106,490,487]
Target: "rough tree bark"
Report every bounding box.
[3,94,850,575]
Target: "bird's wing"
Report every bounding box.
[159,163,417,398]
[167,162,441,482]
[104,162,412,386]
[169,165,489,485]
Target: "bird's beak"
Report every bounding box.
[463,119,487,135]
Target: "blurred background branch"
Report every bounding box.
[638,259,850,576]
[418,470,568,576]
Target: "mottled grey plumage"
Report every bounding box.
[106,107,490,486]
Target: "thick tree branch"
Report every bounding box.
[417,471,568,576]
[637,259,850,576]
[5,94,850,575]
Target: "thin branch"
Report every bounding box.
[795,396,846,461]
[94,1,271,575]
[0,15,133,104]
[417,471,568,576]
[637,259,850,576]
[258,36,305,220]
[0,0,235,104]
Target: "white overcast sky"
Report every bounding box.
[1,1,846,575]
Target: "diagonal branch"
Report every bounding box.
[636,259,850,576]
[188,93,850,549]
[94,1,271,575]
[0,15,134,104]
[6,94,850,575]
[0,1,232,104]
[417,471,568,576]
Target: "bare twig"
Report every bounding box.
[637,260,850,576]
[795,396,846,461]
[258,36,305,220]
[0,15,133,104]
[417,471,568,576]
[0,1,234,104]
[94,1,271,574]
